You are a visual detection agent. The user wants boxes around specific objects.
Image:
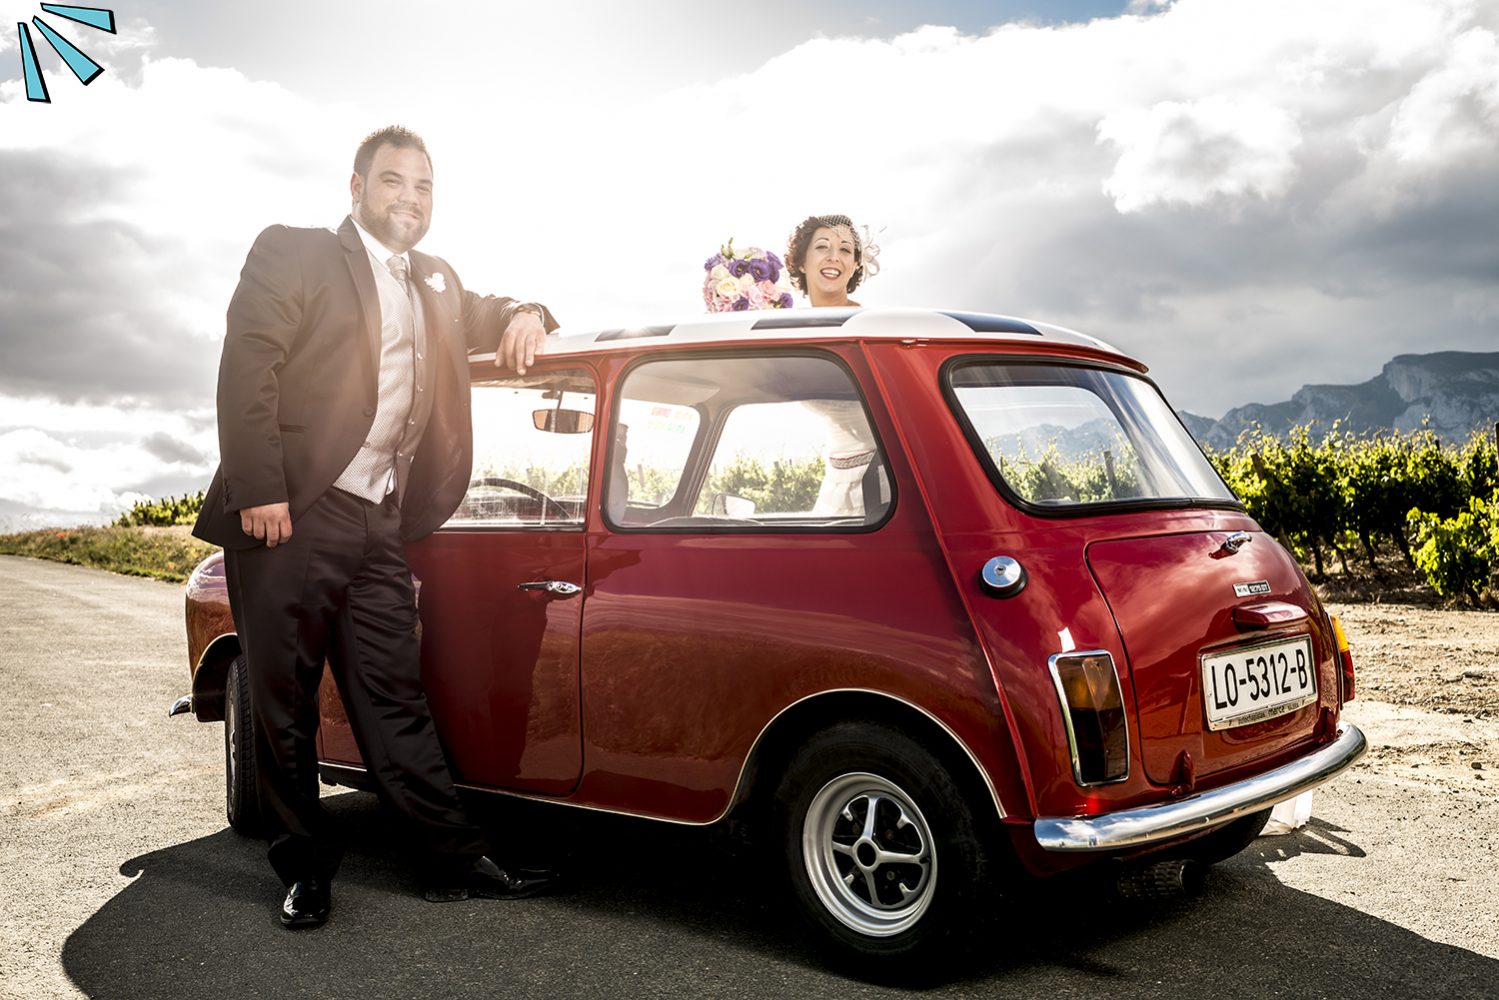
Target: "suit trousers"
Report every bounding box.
[223,486,488,887]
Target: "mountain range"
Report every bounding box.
[1179,351,1499,451]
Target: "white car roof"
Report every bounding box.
[474,307,1140,369]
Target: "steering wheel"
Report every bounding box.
[466,477,574,523]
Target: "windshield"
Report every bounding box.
[947,362,1236,509]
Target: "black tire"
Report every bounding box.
[1186,808,1271,865]
[224,654,263,835]
[774,722,993,969]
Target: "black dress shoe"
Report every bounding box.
[280,878,331,929]
[423,856,560,903]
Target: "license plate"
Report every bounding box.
[1201,635,1317,731]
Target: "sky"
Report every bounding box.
[1,0,1496,529]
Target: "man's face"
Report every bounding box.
[351,142,433,253]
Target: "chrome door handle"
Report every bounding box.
[517,580,582,597]
[1220,531,1253,554]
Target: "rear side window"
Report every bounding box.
[607,354,890,530]
[947,362,1235,510]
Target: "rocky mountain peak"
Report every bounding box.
[1183,351,1499,450]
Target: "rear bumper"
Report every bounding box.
[1034,720,1366,853]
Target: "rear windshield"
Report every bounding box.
[946,362,1236,510]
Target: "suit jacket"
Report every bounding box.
[193,216,555,549]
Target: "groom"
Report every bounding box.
[193,125,559,928]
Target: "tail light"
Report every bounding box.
[1329,613,1355,703]
[1048,651,1129,786]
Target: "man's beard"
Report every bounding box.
[355,197,428,251]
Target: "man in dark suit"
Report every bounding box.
[193,125,559,929]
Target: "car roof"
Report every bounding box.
[473,307,1145,372]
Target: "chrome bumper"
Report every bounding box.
[168,694,193,718]
[1034,720,1367,852]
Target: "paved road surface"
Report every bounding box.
[2,554,1496,999]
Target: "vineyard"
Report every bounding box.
[1209,423,1498,604]
[106,422,1499,605]
[114,491,205,528]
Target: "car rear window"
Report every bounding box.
[946,361,1236,510]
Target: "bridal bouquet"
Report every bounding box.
[703,239,795,312]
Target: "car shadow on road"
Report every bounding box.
[61,792,1495,999]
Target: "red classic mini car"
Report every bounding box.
[177,307,1365,962]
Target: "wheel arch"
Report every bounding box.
[190,633,240,722]
[730,689,1008,828]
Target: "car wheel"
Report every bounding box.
[775,722,991,966]
[224,654,262,835]
[1186,807,1271,865]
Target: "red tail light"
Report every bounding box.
[1329,614,1355,703]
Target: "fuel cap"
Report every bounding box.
[980,556,1027,598]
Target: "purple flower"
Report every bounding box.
[748,258,773,281]
[777,292,794,309]
[727,259,752,278]
[704,254,724,271]
[731,297,750,311]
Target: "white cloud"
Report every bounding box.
[3,0,1498,527]
[0,428,152,514]
[1098,97,1302,212]
[0,395,217,519]
[1385,26,1499,163]
[0,54,361,404]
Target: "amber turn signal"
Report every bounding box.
[1328,613,1355,703]
[1049,652,1129,786]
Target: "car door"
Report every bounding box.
[397,365,597,795]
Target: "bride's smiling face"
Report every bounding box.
[802,225,859,301]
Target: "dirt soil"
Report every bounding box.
[1324,600,1499,800]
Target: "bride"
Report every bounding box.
[784,214,888,517]
[785,214,879,307]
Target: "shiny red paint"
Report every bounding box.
[1087,530,1337,785]
[405,530,585,795]
[181,313,1346,880]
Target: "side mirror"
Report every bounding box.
[710,493,756,517]
[533,409,594,434]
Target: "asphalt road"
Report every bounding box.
[2,554,1497,1000]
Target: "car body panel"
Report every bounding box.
[403,530,587,795]
[179,307,1360,879]
[1086,529,1335,785]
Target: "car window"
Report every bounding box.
[947,362,1236,509]
[607,354,889,530]
[447,370,597,529]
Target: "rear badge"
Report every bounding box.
[1233,580,1272,597]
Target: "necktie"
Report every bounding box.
[387,254,410,295]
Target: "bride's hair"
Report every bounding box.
[786,215,878,295]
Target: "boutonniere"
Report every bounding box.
[424,271,447,294]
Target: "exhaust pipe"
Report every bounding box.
[1115,858,1205,900]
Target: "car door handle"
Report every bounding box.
[517,580,582,597]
